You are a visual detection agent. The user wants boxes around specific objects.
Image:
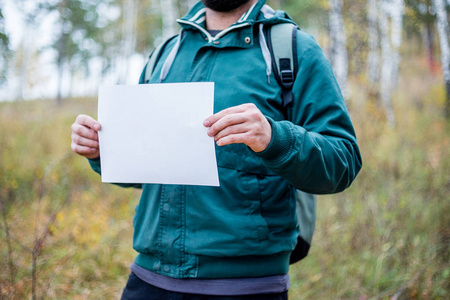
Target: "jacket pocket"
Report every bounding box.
[132,185,162,256]
[256,174,297,247]
[184,167,269,257]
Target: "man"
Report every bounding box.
[71,0,362,299]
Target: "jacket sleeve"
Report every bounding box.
[87,157,143,189]
[253,31,362,194]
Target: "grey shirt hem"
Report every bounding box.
[130,263,290,296]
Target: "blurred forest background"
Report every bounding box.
[0,0,449,299]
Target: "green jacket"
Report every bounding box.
[89,0,362,279]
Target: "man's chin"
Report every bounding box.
[201,0,252,12]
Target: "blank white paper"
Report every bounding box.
[98,82,219,186]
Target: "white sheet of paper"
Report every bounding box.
[98,82,219,186]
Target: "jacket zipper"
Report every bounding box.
[177,19,251,43]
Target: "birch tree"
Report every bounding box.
[329,0,348,98]
[35,0,108,103]
[180,0,198,16]
[187,0,198,6]
[432,0,450,118]
[424,21,436,72]
[367,0,380,84]
[389,0,405,87]
[184,0,198,11]
[421,1,437,73]
[379,0,396,126]
[0,7,9,86]
[160,0,179,39]
[55,0,67,105]
[405,0,437,72]
[116,0,138,84]
[373,0,404,126]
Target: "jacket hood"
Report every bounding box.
[159,0,296,85]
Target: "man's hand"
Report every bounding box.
[203,103,272,153]
[71,114,101,159]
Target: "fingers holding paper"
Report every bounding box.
[71,114,101,159]
[204,103,272,153]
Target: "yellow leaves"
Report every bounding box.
[426,121,449,170]
[119,201,131,216]
[422,83,447,108]
[52,193,113,248]
[4,177,19,190]
[0,98,137,298]
[35,168,43,179]
[56,211,64,222]
[51,172,59,184]
[81,190,92,202]
[11,179,18,189]
[310,273,322,283]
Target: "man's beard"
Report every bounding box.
[201,0,252,12]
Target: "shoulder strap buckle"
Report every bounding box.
[265,23,298,109]
[280,69,294,87]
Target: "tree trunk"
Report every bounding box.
[424,23,436,73]
[0,10,9,90]
[181,0,197,14]
[56,42,64,105]
[432,0,450,118]
[389,0,404,88]
[17,44,27,102]
[379,0,396,126]
[329,0,348,98]
[68,59,73,98]
[367,0,380,85]
[118,0,138,84]
[56,0,66,105]
[186,0,198,10]
[160,0,179,39]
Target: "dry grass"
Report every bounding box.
[0,57,449,299]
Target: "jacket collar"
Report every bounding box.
[179,0,267,25]
[177,0,268,42]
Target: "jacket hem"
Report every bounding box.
[135,252,290,279]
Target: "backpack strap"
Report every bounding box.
[265,23,298,108]
[143,34,179,83]
[265,23,317,265]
